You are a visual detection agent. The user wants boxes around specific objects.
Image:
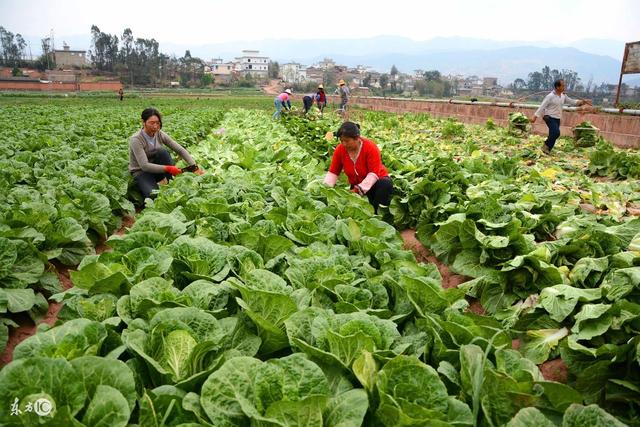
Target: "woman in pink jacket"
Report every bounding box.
[273,89,292,119]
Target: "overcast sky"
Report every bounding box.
[1,0,638,45]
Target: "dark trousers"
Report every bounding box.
[543,115,561,150]
[364,177,393,214]
[303,96,313,113]
[133,148,175,200]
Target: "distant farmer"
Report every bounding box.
[315,84,327,114]
[338,79,350,114]
[302,94,315,114]
[118,88,124,101]
[129,107,202,201]
[273,89,292,119]
[532,79,590,154]
[323,121,393,214]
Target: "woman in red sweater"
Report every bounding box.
[323,121,393,213]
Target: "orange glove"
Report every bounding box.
[164,165,182,176]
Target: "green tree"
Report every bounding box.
[363,73,372,87]
[390,65,399,92]
[426,80,445,97]
[201,73,214,87]
[135,37,161,85]
[414,79,427,96]
[540,65,552,89]
[423,70,441,82]
[562,69,580,91]
[38,37,54,70]
[512,78,527,91]
[180,73,190,87]
[120,28,135,85]
[527,71,543,91]
[323,69,337,86]
[0,26,26,67]
[89,25,119,71]
[15,34,26,62]
[379,73,389,89]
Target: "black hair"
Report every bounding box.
[553,79,564,89]
[336,121,361,138]
[141,107,162,128]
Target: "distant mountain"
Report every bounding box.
[163,36,627,84]
[568,38,627,60]
[288,46,623,85]
[20,33,629,84]
[161,35,558,62]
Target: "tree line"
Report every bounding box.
[361,66,454,97]
[0,26,57,72]
[0,26,29,70]
[0,24,262,87]
[508,66,639,104]
[90,25,210,87]
[510,66,582,93]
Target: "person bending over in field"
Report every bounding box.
[273,89,292,119]
[302,94,315,114]
[129,107,202,201]
[323,121,393,214]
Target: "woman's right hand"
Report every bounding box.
[164,165,183,176]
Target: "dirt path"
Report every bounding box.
[400,229,469,289]
[262,79,283,96]
[0,215,136,366]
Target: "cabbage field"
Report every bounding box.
[1,96,640,426]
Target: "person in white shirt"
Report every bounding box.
[531,79,589,154]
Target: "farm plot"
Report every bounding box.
[0,100,639,426]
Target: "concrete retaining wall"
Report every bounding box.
[0,80,123,92]
[321,95,640,149]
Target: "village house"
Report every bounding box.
[234,50,269,79]
[54,43,87,69]
[281,62,307,84]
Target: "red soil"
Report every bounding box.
[539,358,569,383]
[0,215,136,366]
[400,229,471,290]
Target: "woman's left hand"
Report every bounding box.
[194,167,205,176]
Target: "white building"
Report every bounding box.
[281,62,307,84]
[234,50,269,79]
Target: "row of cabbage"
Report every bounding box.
[0,100,224,354]
[346,111,640,424]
